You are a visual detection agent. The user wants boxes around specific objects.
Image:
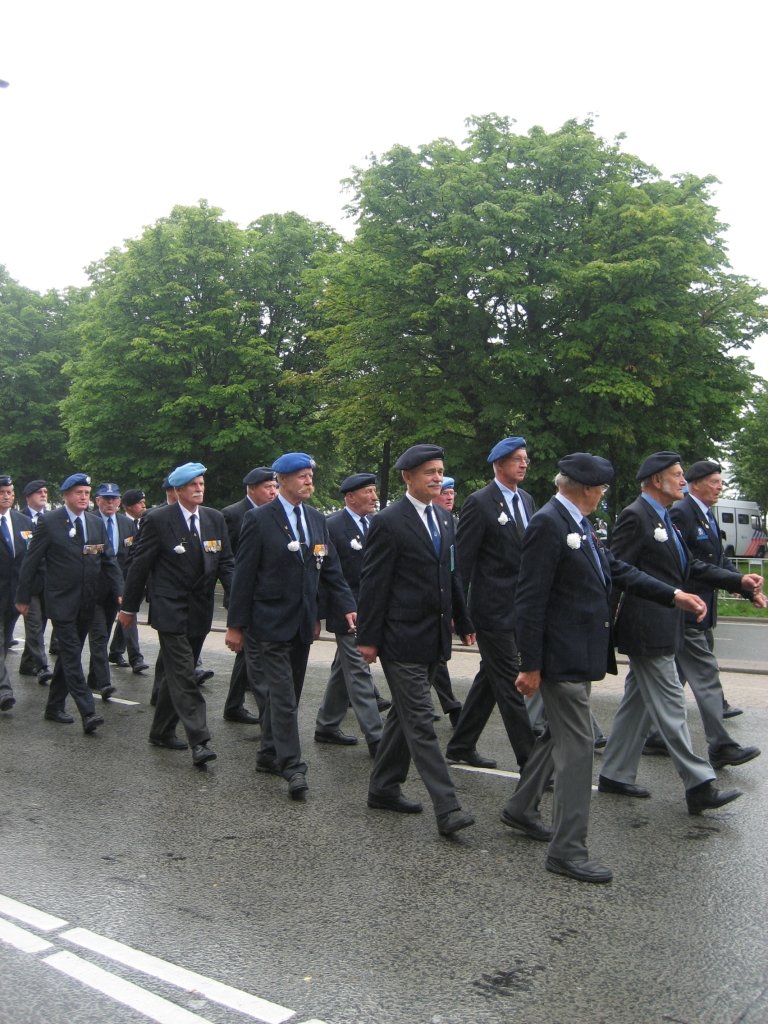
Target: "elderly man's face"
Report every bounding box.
[124,498,146,518]
[346,485,378,516]
[434,488,455,512]
[279,469,314,505]
[175,476,205,510]
[690,472,723,509]
[657,464,686,505]
[96,495,121,517]
[27,487,48,512]
[65,486,91,514]
[248,480,278,507]
[403,460,444,505]
[495,449,529,489]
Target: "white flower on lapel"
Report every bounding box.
[173,542,186,554]
[498,511,509,525]
[654,526,668,542]
[68,526,76,538]
[566,532,582,549]
[350,538,363,550]
[287,540,301,552]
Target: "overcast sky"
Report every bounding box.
[1,0,765,377]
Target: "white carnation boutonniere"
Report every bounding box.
[566,532,583,550]
[350,538,363,551]
[497,511,509,526]
[654,525,669,542]
[287,540,301,552]
[173,541,186,554]
[68,525,76,538]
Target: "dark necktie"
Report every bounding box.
[74,517,84,543]
[0,516,13,553]
[294,506,307,545]
[581,516,605,582]
[511,493,525,539]
[189,513,201,544]
[707,509,720,543]
[425,505,442,556]
[664,511,687,570]
[359,515,368,536]
[105,516,115,553]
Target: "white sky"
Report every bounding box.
[1,0,766,377]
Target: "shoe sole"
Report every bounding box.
[500,812,552,841]
[367,797,423,814]
[193,753,217,765]
[710,751,761,769]
[438,817,475,836]
[546,861,613,884]
[314,735,358,745]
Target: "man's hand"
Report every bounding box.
[752,592,768,609]
[515,670,541,697]
[741,573,764,594]
[358,644,378,665]
[15,603,29,616]
[345,612,357,633]
[225,627,244,653]
[117,610,135,628]
[673,591,707,622]
[460,633,476,646]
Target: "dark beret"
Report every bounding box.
[23,479,46,497]
[339,472,377,494]
[122,489,145,506]
[487,436,527,463]
[243,467,277,486]
[0,474,12,487]
[161,477,172,490]
[684,459,722,483]
[558,453,614,486]
[394,444,445,471]
[635,451,682,481]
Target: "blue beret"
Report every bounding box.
[339,472,377,494]
[243,466,277,486]
[394,444,444,471]
[271,452,316,474]
[23,479,46,497]
[684,459,721,483]
[60,473,91,491]
[95,482,121,498]
[487,436,527,463]
[635,451,681,481]
[558,453,614,486]
[441,477,455,491]
[167,462,207,487]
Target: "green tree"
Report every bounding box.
[730,384,768,509]
[0,267,77,488]
[62,203,342,505]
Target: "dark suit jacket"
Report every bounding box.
[16,507,123,622]
[456,481,536,631]
[356,496,473,664]
[95,512,138,603]
[1,510,34,618]
[19,506,46,595]
[515,498,677,682]
[321,508,368,634]
[122,503,233,636]
[226,498,355,645]
[611,496,744,657]
[221,496,256,555]
[669,494,747,630]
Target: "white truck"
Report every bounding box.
[713,499,767,558]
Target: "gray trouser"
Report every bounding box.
[315,632,383,743]
[601,654,715,792]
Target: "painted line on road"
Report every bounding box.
[104,696,141,706]
[449,763,600,792]
[45,950,215,1023]
[0,917,54,953]
[0,892,67,931]
[62,927,295,1023]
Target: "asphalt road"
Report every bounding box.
[0,619,766,1024]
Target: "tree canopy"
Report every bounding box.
[730,385,768,509]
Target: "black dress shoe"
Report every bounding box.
[314,728,358,746]
[598,775,651,798]
[195,669,215,684]
[0,696,16,712]
[368,740,380,759]
[149,734,188,750]
[593,736,607,750]
[288,773,308,800]
[686,781,742,815]
[448,707,462,728]
[431,711,441,721]
[500,809,553,841]
[642,738,669,756]
[224,708,260,724]
[722,700,744,719]
[37,669,53,685]
[98,685,116,702]
[447,749,498,769]
[44,709,74,724]
[709,744,761,769]
[82,713,104,734]
[131,660,150,674]
[546,857,613,883]
[367,792,423,814]
[255,756,281,775]
[192,743,217,765]
[108,653,129,667]
[437,808,475,836]
[375,695,392,712]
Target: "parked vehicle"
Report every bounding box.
[714,499,767,558]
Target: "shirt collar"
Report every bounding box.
[641,491,669,520]
[554,492,585,529]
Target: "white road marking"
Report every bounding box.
[45,950,215,1023]
[449,763,599,791]
[0,917,54,953]
[104,697,141,706]
[61,927,294,1023]
[0,892,67,930]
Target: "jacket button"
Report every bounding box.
[604,622,609,628]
